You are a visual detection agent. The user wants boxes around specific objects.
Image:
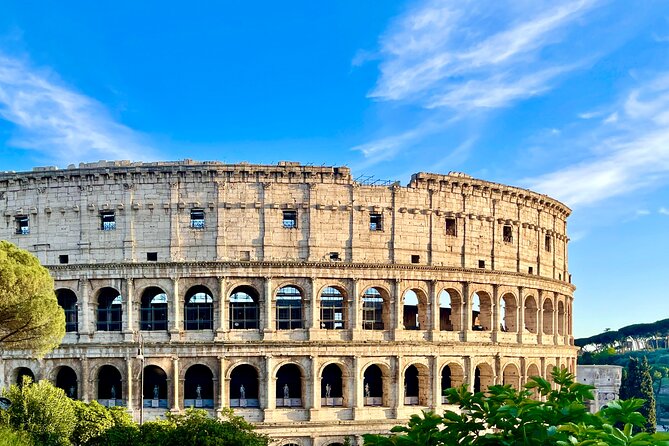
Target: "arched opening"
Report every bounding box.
[184,364,214,408]
[276,363,303,407]
[140,287,168,331]
[546,364,556,385]
[326,443,345,446]
[503,364,520,389]
[500,293,517,332]
[56,289,78,332]
[184,286,213,330]
[438,290,452,331]
[363,364,385,406]
[276,286,303,330]
[143,365,168,408]
[14,367,35,386]
[362,287,385,330]
[524,296,538,333]
[473,363,494,393]
[542,298,554,334]
[230,364,260,407]
[97,365,122,406]
[471,292,491,331]
[558,301,565,335]
[96,287,122,331]
[403,364,429,405]
[526,364,541,398]
[441,364,464,404]
[321,363,344,406]
[229,286,260,329]
[402,289,426,330]
[55,366,78,399]
[320,286,346,329]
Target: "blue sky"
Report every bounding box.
[1,0,669,337]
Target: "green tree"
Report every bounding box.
[71,401,116,446]
[621,356,657,433]
[363,367,669,446]
[0,426,33,446]
[0,378,76,446]
[0,241,65,356]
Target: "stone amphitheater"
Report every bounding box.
[0,160,576,445]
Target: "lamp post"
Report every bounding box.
[137,333,144,424]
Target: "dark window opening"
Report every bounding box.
[147,252,158,262]
[282,210,297,229]
[59,255,69,264]
[184,286,213,330]
[239,250,251,261]
[56,366,78,399]
[329,252,340,261]
[503,225,513,243]
[230,364,260,407]
[478,260,485,268]
[143,365,168,408]
[184,365,214,408]
[100,211,116,231]
[276,286,303,329]
[369,213,383,231]
[97,365,122,402]
[276,364,303,407]
[230,286,259,329]
[362,288,384,330]
[545,235,551,252]
[15,215,29,235]
[97,288,122,331]
[190,208,205,229]
[56,289,78,333]
[559,273,562,281]
[320,287,345,329]
[140,287,168,331]
[528,266,533,274]
[321,364,343,404]
[445,218,456,236]
[411,254,420,264]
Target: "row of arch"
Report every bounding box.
[12,359,558,410]
[56,282,572,336]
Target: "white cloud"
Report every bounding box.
[659,207,669,215]
[0,53,155,165]
[635,209,650,216]
[525,73,669,207]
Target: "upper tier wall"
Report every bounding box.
[0,161,571,282]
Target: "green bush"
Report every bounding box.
[0,426,33,446]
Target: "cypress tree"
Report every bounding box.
[620,356,656,433]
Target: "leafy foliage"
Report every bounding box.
[0,426,33,446]
[363,367,669,446]
[0,240,65,356]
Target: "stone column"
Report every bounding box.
[172,357,180,411]
[124,278,135,339]
[170,277,181,339]
[352,355,362,418]
[216,277,227,338]
[218,356,226,411]
[492,284,500,341]
[537,290,544,343]
[265,356,276,410]
[80,279,91,338]
[308,277,318,336]
[462,282,472,341]
[553,292,560,344]
[517,286,525,343]
[429,280,439,338]
[310,356,320,419]
[394,355,404,415]
[263,277,274,336]
[431,354,440,409]
[465,356,474,393]
[126,358,134,412]
[350,279,359,338]
[392,279,402,339]
[82,357,91,403]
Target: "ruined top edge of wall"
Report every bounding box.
[0,160,570,215]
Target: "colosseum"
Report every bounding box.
[0,160,576,445]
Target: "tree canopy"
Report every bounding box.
[0,241,64,356]
[621,356,657,433]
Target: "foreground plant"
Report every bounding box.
[363,367,669,446]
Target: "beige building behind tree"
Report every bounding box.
[0,160,576,445]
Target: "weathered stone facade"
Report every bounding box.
[577,365,623,412]
[0,160,576,445]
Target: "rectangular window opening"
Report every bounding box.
[15,215,29,235]
[239,250,251,261]
[528,266,533,274]
[100,211,116,231]
[503,225,513,243]
[329,252,340,261]
[559,273,562,281]
[369,213,383,231]
[411,254,420,264]
[190,208,205,229]
[147,252,158,262]
[59,255,69,264]
[478,260,485,268]
[545,235,551,252]
[445,218,456,236]
[282,210,297,229]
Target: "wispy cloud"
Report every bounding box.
[659,207,669,216]
[525,73,669,207]
[0,52,155,165]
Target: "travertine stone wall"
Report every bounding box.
[0,161,576,446]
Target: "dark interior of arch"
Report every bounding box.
[184,285,213,330]
[140,286,168,331]
[97,365,122,399]
[404,365,419,397]
[184,364,213,399]
[364,364,383,397]
[230,364,259,399]
[321,363,343,398]
[56,366,78,398]
[15,367,34,386]
[143,365,167,399]
[56,289,78,332]
[276,364,302,399]
[441,365,452,390]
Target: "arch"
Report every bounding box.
[321,363,344,406]
[55,366,78,399]
[545,364,556,384]
[140,286,168,331]
[184,364,214,408]
[524,295,538,334]
[404,363,429,406]
[14,367,35,386]
[319,286,346,329]
[542,298,554,334]
[276,363,303,407]
[143,365,168,408]
[472,291,492,331]
[499,293,517,332]
[473,363,494,393]
[97,365,122,405]
[276,286,304,330]
[441,363,464,404]
[56,289,78,332]
[363,364,387,406]
[362,287,387,330]
[402,289,427,330]
[557,301,565,335]
[229,285,260,329]
[184,285,213,330]
[502,363,520,390]
[230,363,260,407]
[96,287,122,331]
[440,289,462,331]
